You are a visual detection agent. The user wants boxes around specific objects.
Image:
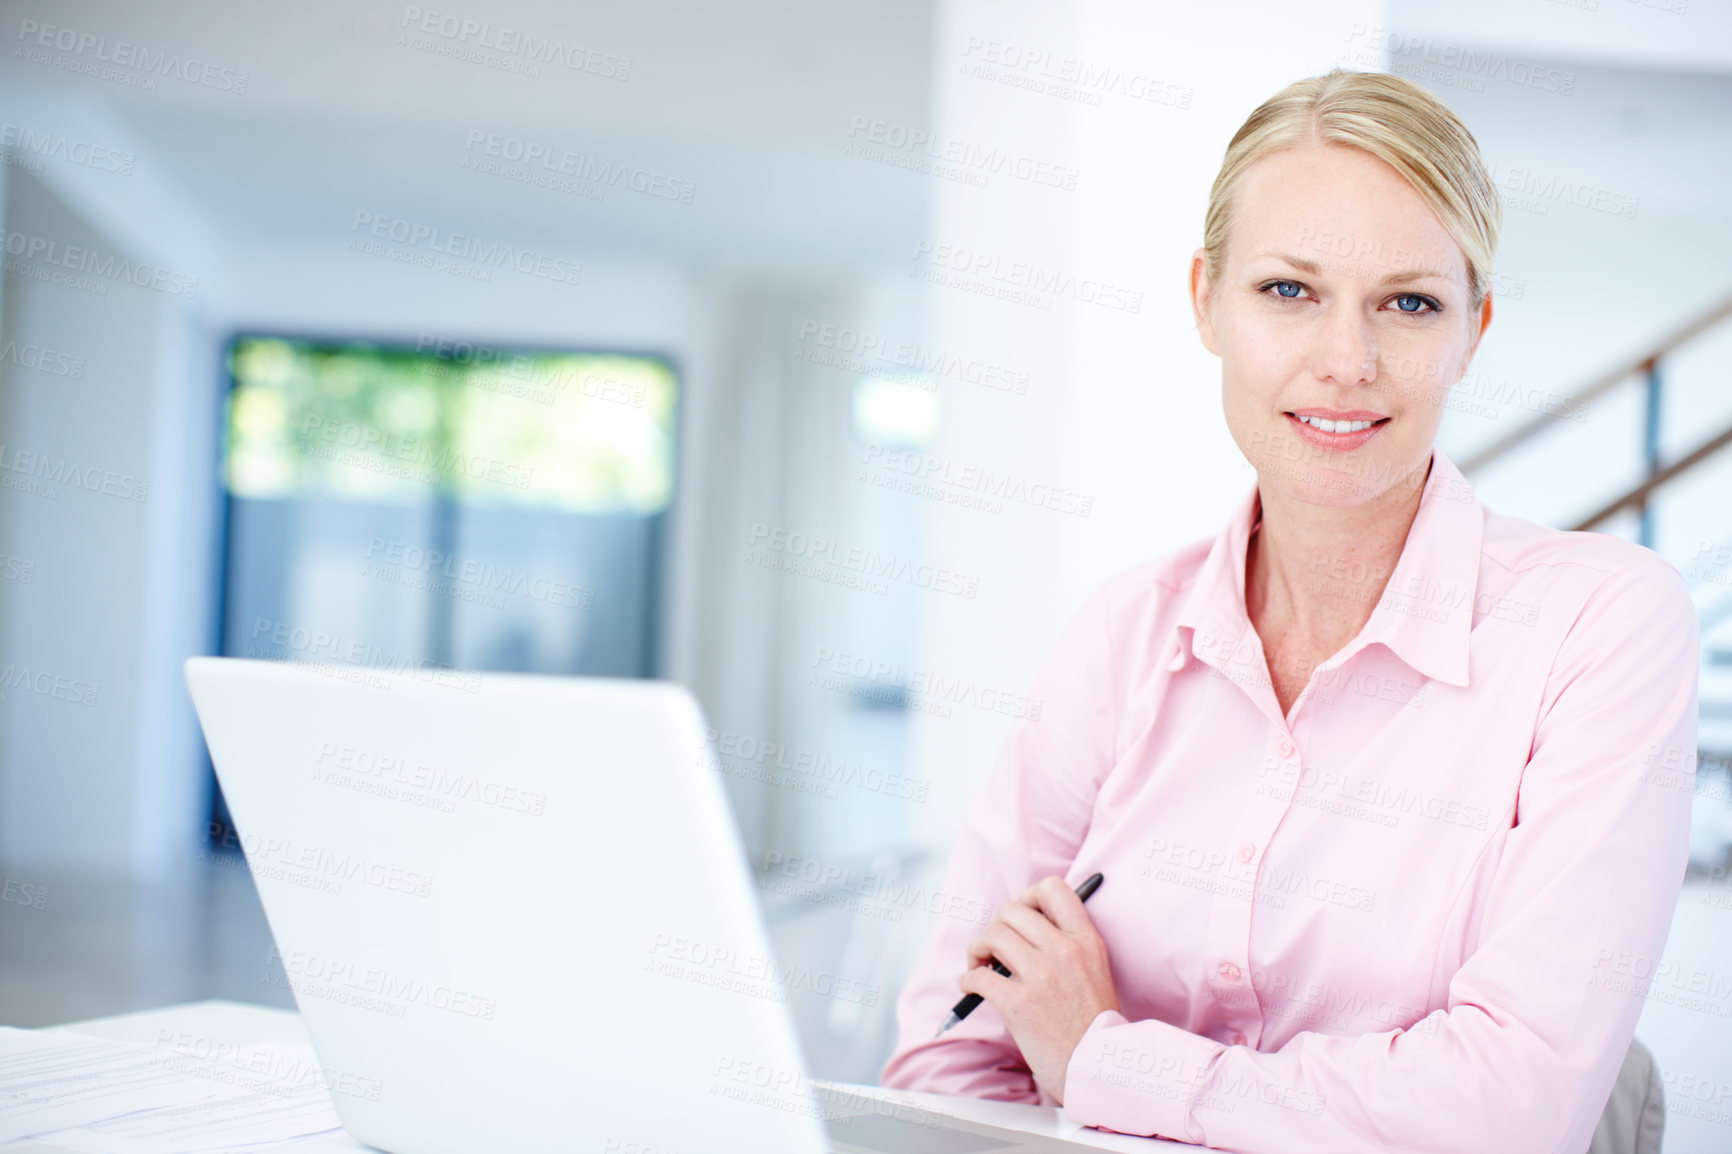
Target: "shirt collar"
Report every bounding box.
[1174,448,1482,689]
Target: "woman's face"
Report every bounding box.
[1191,144,1492,510]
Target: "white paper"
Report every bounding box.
[0,1029,345,1153]
[0,1029,232,1144]
[40,1079,342,1154]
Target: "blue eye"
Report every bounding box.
[1262,280,1303,299]
[1392,293,1438,314]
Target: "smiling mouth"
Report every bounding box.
[1285,412,1391,434]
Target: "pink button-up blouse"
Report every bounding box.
[879,448,1698,1153]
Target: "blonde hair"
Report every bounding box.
[1202,67,1502,309]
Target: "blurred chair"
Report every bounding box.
[1589,1037,1665,1154]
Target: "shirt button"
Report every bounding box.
[1218,961,1241,983]
[1231,1032,1248,1046]
[1279,737,1296,759]
[1236,842,1255,863]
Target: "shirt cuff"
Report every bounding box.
[1062,1009,1226,1143]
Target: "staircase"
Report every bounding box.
[1460,291,1732,874]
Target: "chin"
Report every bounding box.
[1265,468,1391,509]
[1240,433,1419,510]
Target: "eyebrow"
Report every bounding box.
[1256,253,1455,286]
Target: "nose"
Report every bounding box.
[1309,306,1377,389]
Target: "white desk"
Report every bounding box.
[9,1001,1200,1152]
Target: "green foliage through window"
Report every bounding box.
[224,336,677,513]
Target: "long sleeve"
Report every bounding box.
[878,582,1124,1102]
[1061,555,1699,1153]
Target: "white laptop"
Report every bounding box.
[184,657,1105,1154]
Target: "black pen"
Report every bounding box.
[935,871,1105,1038]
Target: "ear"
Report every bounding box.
[1455,289,1494,379]
[1190,248,1221,356]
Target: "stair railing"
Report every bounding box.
[1457,291,1732,546]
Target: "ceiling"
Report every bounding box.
[2,0,1728,286]
[0,0,937,274]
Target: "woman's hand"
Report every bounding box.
[959,875,1120,1105]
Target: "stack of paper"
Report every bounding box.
[0,1027,345,1152]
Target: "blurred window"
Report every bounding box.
[218,335,678,680]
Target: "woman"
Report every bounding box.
[878,68,1696,1153]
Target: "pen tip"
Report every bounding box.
[934,1014,960,1039]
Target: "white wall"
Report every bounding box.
[0,166,213,879]
[902,0,1386,858]
[1389,0,1732,72]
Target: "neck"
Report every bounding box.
[1246,454,1433,648]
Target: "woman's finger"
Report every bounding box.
[1027,874,1094,934]
[958,959,1015,1004]
[964,919,1040,977]
[995,896,1067,953]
